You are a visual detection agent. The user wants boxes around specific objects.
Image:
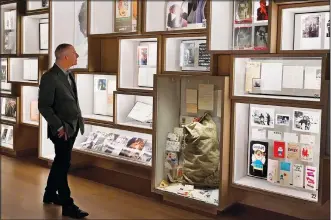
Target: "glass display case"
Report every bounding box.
[22,13,49,54]
[231,55,326,102]
[0,96,18,124]
[153,75,231,207]
[8,57,39,84]
[1,2,17,54]
[115,92,153,130]
[279,2,329,52]
[27,0,49,11]
[119,37,158,90]
[89,0,138,35]
[210,0,272,52]
[232,102,322,202]
[21,86,39,126]
[1,58,12,94]
[0,123,14,149]
[51,0,88,69]
[76,73,116,123]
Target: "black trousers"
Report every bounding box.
[45,130,78,207]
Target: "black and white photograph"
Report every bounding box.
[1,128,8,141]
[1,59,7,82]
[327,19,330,37]
[250,106,274,128]
[234,0,252,23]
[252,78,261,88]
[138,152,152,163]
[3,31,16,54]
[254,25,268,50]
[234,27,252,50]
[4,10,15,31]
[301,14,320,38]
[182,42,195,67]
[126,137,146,151]
[41,0,49,8]
[276,114,290,126]
[293,110,320,133]
[97,79,107,91]
[198,42,210,67]
[3,98,17,118]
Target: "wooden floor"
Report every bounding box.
[1,155,302,219]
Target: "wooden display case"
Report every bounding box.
[1,1,18,55]
[153,75,232,214]
[20,85,39,127]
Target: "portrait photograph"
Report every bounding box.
[1,59,7,82]
[234,0,252,23]
[4,98,17,118]
[250,106,274,128]
[234,27,252,49]
[293,110,320,133]
[254,25,268,49]
[252,78,261,88]
[255,0,268,21]
[301,14,321,38]
[126,137,147,151]
[166,1,189,29]
[275,114,290,126]
[182,42,195,67]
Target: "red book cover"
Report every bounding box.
[273,141,285,158]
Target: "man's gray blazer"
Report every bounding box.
[38,64,84,138]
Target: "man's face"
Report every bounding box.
[64,46,79,67]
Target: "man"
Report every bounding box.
[38,43,88,219]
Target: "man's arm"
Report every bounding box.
[38,73,63,133]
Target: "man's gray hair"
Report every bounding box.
[54,43,72,60]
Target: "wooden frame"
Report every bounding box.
[141,0,209,35]
[20,84,39,127]
[0,94,19,125]
[161,33,213,75]
[229,53,329,107]
[229,98,329,206]
[25,0,49,14]
[207,0,278,54]
[117,35,162,93]
[88,0,143,37]
[276,1,330,54]
[0,57,12,95]
[152,74,232,214]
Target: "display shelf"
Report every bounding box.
[21,85,39,126]
[8,57,40,84]
[1,2,18,55]
[22,13,49,54]
[73,123,152,167]
[114,91,153,131]
[153,75,231,210]
[26,0,49,12]
[0,123,14,149]
[51,0,88,70]
[89,0,140,36]
[163,34,210,74]
[1,58,12,94]
[118,36,159,91]
[209,0,277,53]
[232,101,324,203]
[278,2,330,53]
[0,95,18,124]
[75,73,116,124]
[231,54,328,104]
[143,0,208,34]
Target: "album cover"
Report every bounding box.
[126,137,146,151]
[293,164,304,188]
[234,27,252,50]
[255,0,268,21]
[254,25,268,50]
[279,161,291,186]
[301,14,321,38]
[301,144,313,162]
[305,166,317,191]
[249,140,268,178]
[273,141,285,159]
[166,1,189,29]
[137,46,148,66]
[115,0,137,32]
[275,114,290,126]
[234,0,252,23]
[287,143,300,160]
[293,110,320,133]
[267,159,278,183]
[250,106,274,128]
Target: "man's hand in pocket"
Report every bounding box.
[58,128,68,141]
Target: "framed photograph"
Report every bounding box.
[254,0,268,22]
[39,22,48,50]
[234,27,252,50]
[234,0,253,24]
[254,25,268,50]
[275,114,290,126]
[301,14,320,39]
[1,97,17,121]
[181,42,195,67]
[250,106,275,128]
[293,110,320,133]
[42,0,49,8]
[1,59,8,82]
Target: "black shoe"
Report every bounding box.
[43,193,62,205]
[62,204,89,219]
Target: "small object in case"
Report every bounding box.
[249,140,268,178]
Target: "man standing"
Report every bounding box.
[38,43,88,219]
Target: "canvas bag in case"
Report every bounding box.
[182,113,220,188]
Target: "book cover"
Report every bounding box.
[305,166,317,191]
[249,140,268,178]
[273,141,285,158]
[301,144,313,162]
[287,143,300,160]
[115,0,136,33]
[267,159,278,183]
[293,164,304,188]
[279,161,291,186]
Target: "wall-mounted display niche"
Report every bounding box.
[1,58,12,94]
[210,0,270,51]
[232,56,324,102]
[1,124,14,149]
[154,75,230,206]
[119,38,157,90]
[39,117,54,160]
[233,102,322,202]
[27,0,49,11]
[1,3,17,54]
[115,92,153,130]
[22,13,49,54]
[76,74,116,123]
[8,57,39,83]
[21,86,39,126]
[145,0,207,32]
[51,0,88,69]
[1,96,18,123]
[165,36,210,73]
[74,123,152,166]
[280,4,329,51]
[90,0,138,35]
